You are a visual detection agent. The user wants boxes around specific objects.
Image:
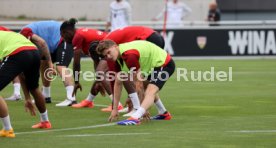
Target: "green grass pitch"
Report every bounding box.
[1,59,276,147]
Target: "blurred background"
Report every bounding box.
[1,0,276,57]
[1,0,276,21]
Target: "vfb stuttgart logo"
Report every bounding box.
[197,36,207,49]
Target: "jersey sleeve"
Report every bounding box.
[107,60,121,72]
[121,49,140,71]
[20,27,34,39]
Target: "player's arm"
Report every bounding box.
[71,47,83,97]
[72,35,85,84]
[108,72,123,122]
[18,74,36,116]
[113,72,123,110]
[90,51,100,71]
[73,48,82,84]
[153,6,165,21]
[30,34,53,69]
[31,34,51,62]
[108,61,122,122]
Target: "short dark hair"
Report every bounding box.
[60,18,78,31]
[96,40,117,55]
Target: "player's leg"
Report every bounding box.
[117,84,159,126]
[150,93,172,120]
[40,60,52,103]
[72,60,115,109]
[4,76,21,101]
[96,60,124,111]
[144,76,171,119]
[0,97,15,138]
[54,42,77,107]
[120,80,141,116]
[0,53,32,137]
[23,50,51,129]
[118,59,175,125]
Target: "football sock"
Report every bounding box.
[1,115,12,130]
[129,93,140,109]
[131,107,146,119]
[40,110,49,122]
[155,99,167,114]
[66,86,75,101]
[86,93,96,102]
[13,83,21,96]
[42,86,51,98]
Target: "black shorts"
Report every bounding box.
[51,41,73,67]
[146,32,165,49]
[147,59,175,90]
[0,50,40,91]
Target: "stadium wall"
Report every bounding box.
[0,0,212,21]
[156,27,276,56]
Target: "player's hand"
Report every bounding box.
[25,100,36,116]
[142,111,151,121]
[72,83,82,97]
[48,62,57,75]
[108,109,119,122]
[125,98,133,112]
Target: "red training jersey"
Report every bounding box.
[72,28,107,55]
[104,26,155,44]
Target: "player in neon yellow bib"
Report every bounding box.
[0,31,52,138]
[97,40,175,125]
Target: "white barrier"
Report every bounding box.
[1,20,276,30]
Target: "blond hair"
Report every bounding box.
[96,39,117,55]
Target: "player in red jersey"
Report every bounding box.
[0,26,22,101]
[73,26,168,118]
[102,26,166,114]
[105,26,165,49]
[60,18,125,111]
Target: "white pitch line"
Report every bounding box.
[229,130,276,133]
[15,123,116,135]
[60,133,151,137]
[93,104,109,107]
[51,101,109,107]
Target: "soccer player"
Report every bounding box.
[0,31,52,138]
[74,26,166,115]
[153,0,192,28]
[105,26,165,49]
[60,18,124,111]
[105,0,132,31]
[96,40,175,125]
[20,21,76,106]
[0,26,21,101]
